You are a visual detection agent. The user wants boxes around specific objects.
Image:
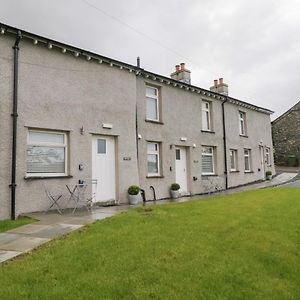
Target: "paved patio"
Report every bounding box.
[0,172,299,264]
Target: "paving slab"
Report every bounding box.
[0,236,50,252]
[0,250,22,263]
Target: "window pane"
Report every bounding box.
[146,86,157,97]
[202,155,213,173]
[148,154,158,174]
[146,97,158,120]
[244,157,250,171]
[202,147,213,154]
[147,143,157,152]
[97,139,106,154]
[27,146,65,173]
[29,131,64,144]
[176,149,180,160]
[230,152,235,170]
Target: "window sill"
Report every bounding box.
[24,175,73,180]
[239,134,248,138]
[244,171,254,174]
[146,175,164,178]
[145,119,164,125]
[230,170,240,173]
[201,174,218,177]
[201,130,215,134]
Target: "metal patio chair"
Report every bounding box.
[44,185,64,214]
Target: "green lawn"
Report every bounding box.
[0,216,34,233]
[1,188,300,299]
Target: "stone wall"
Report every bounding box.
[272,101,300,166]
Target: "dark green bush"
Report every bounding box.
[128,185,140,195]
[170,183,180,191]
[266,171,272,176]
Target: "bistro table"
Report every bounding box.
[66,183,88,214]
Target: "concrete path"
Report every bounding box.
[0,172,298,264]
[0,205,129,263]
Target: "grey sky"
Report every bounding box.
[1,0,300,119]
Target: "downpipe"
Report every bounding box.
[10,30,22,220]
[222,97,228,190]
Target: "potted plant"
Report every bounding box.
[128,185,140,205]
[266,171,272,180]
[170,183,180,199]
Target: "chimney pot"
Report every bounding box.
[214,79,218,87]
[175,65,180,72]
[180,63,185,70]
[219,78,223,85]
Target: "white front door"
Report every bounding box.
[259,145,265,179]
[175,147,188,194]
[92,136,116,202]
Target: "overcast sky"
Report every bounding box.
[1,0,300,119]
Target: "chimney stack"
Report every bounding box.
[170,63,191,84]
[210,78,228,96]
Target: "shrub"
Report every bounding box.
[266,171,272,176]
[128,185,140,195]
[170,183,180,191]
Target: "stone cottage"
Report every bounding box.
[272,101,300,166]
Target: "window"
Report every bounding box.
[244,149,251,172]
[147,142,160,176]
[146,86,159,121]
[176,149,180,160]
[239,111,246,135]
[97,139,106,154]
[202,146,215,175]
[202,101,211,131]
[265,147,271,165]
[230,149,238,171]
[27,130,68,176]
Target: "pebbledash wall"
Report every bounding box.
[0,24,275,220]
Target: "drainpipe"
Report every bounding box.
[222,97,228,190]
[10,30,22,220]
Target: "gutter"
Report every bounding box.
[9,30,22,220]
[222,97,228,190]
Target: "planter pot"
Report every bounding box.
[128,193,140,205]
[170,190,180,199]
[266,175,272,181]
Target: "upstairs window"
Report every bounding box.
[27,130,68,176]
[202,101,211,131]
[230,149,238,171]
[146,86,159,121]
[147,142,160,176]
[202,146,215,175]
[239,111,246,136]
[244,149,251,172]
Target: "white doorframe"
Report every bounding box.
[175,146,188,195]
[92,135,116,202]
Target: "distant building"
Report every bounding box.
[272,101,300,166]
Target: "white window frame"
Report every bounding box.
[202,101,211,131]
[146,85,159,121]
[201,146,215,175]
[239,111,246,136]
[147,142,160,176]
[230,149,238,171]
[26,130,68,177]
[244,149,251,172]
[265,147,271,165]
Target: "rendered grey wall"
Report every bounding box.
[0,33,139,219]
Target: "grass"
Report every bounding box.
[0,188,300,299]
[0,216,34,233]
